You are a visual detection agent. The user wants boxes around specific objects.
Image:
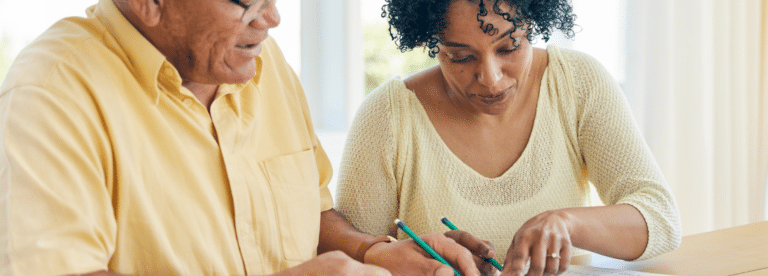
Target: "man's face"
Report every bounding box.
[157,0,279,85]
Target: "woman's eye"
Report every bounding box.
[451,57,472,63]
[447,54,474,63]
[499,38,521,54]
[499,48,516,54]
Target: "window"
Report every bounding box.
[316,0,627,194]
[1,0,628,196]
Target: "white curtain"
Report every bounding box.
[624,0,768,235]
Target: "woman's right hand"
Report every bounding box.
[365,231,496,276]
[443,230,499,276]
[364,232,477,276]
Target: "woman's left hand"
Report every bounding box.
[500,210,573,276]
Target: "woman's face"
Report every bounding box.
[437,0,534,115]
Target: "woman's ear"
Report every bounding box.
[128,0,162,27]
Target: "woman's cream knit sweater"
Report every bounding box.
[335,45,681,261]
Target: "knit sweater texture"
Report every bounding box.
[335,45,681,261]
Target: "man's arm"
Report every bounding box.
[73,252,391,276]
[1,86,116,275]
[319,209,497,276]
[68,271,128,276]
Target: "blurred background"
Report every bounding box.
[1,0,766,237]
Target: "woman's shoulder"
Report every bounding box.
[353,76,418,124]
[544,45,619,102]
[364,76,413,107]
[545,45,612,80]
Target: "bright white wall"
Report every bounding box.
[0,0,631,197]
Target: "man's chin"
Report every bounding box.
[216,61,258,84]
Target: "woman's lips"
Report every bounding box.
[474,87,512,105]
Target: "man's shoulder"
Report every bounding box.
[258,36,290,73]
[1,16,120,93]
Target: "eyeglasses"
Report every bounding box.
[229,0,271,23]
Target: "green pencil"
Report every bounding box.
[395,219,461,276]
[441,217,504,271]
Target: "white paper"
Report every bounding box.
[562,265,675,276]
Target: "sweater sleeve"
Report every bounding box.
[568,51,682,260]
[334,81,400,236]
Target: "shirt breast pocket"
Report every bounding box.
[262,149,322,264]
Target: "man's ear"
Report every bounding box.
[128,0,162,27]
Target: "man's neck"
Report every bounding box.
[182,82,219,112]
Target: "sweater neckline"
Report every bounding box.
[392,64,550,181]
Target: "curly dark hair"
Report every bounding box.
[382,0,577,57]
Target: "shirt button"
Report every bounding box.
[243,224,251,234]
[183,98,194,106]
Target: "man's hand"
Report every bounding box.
[364,232,497,276]
[274,251,391,276]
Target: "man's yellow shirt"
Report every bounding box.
[0,0,333,274]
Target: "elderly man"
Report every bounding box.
[0,0,491,275]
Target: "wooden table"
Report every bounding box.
[571,220,768,275]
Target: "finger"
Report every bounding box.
[357,263,393,276]
[558,241,572,274]
[434,265,457,276]
[443,231,498,275]
[526,238,547,276]
[472,254,496,276]
[426,233,481,276]
[397,244,455,276]
[419,257,458,276]
[444,230,495,259]
[485,240,496,252]
[501,237,529,276]
[402,241,456,274]
[543,237,561,276]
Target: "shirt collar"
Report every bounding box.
[90,0,186,104]
[90,0,264,104]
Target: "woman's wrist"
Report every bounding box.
[355,235,397,263]
[551,207,582,247]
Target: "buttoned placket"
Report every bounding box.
[209,95,262,274]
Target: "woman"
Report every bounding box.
[336,0,682,275]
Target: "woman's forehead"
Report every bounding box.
[443,0,525,38]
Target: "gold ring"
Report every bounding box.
[549,253,560,259]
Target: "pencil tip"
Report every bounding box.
[394,219,401,224]
[440,217,448,223]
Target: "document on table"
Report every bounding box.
[562,265,675,276]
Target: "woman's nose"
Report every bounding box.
[477,58,502,87]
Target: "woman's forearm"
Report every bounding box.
[564,204,648,260]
